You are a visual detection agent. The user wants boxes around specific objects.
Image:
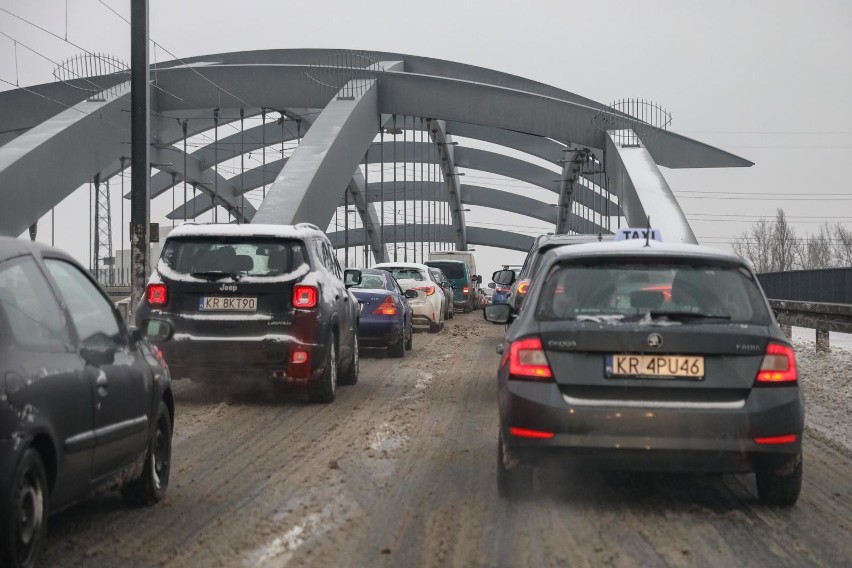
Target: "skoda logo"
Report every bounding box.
[647,333,663,349]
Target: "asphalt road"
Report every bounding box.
[41,314,852,567]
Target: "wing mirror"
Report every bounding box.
[404,289,418,299]
[344,268,362,288]
[483,303,515,324]
[487,282,496,289]
[132,318,174,343]
[492,269,516,286]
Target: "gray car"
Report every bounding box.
[484,239,804,506]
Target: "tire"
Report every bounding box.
[389,336,405,358]
[449,304,454,319]
[463,302,472,314]
[121,401,172,507]
[405,319,413,351]
[339,335,359,385]
[756,452,803,507]
[429,316,443,333]
[497,432,533,499]
[311,339,337,403]
[1,448,48,568]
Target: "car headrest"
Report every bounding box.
[233,255,254,272]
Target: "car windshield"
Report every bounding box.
[427,262,465,279]
[161,238,307,277]
[352,274,387,290]
[535,260,770,324]
[383,268,425,281]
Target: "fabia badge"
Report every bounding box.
[647,333,663,349]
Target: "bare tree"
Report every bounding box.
[833,223,852,267]
[798,223,834,269]
[732,218,773,272]
[769,209,798,271]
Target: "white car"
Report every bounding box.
[373,262,446,332]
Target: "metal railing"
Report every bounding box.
[759,268,852,304]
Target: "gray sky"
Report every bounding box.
[2,0,851,274]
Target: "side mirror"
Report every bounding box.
[477,275,483,284]
[344,268,362,288]
[492,269,516,286]
[483,303,514,324]
[487,282,496,289]
[136,319,174,342]
[404,289,418,299]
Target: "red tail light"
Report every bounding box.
[372,296,398,315]
[510,427,555,439]
[291,350,309,364]
[507,337,553,380]
[497,287,510,293]
[146,283,168,306]
[412,285,436,296]
[462,285,470,294]
[293,285,318,309]
[756,343,797,384]
[754,434,797,445]
[516,279,531,295]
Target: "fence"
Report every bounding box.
[758,268,852,304]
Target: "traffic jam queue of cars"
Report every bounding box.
[483,228,804,506]
[1,223,461,567]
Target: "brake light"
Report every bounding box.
[293,285,318,309]
[507,337,552,380]
[463,285,470,294]
[412,285,436,296]
[291,350,309,364]
[510,427,555,439]
[517,279,531,295]
[497,287,510,293]
[756,343,797,383]
[754,434,797,445]
[372,296,398,316]
[146,283,168,306]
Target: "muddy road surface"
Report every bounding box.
[42,314,852,567]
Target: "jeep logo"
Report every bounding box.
[219,283,237,292]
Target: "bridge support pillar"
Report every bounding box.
[816,328,830,353]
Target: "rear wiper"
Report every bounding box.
[649,311,731,321]
[190,270,242,281]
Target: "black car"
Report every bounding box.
[136,223,361,403]
[507,234,609,312]
[0,237,175,568]
[485,239,804,506]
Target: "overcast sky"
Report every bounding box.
[2,0,851,274]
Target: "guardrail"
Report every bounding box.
[769,299,852,352]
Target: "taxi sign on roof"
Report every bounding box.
[614,227,663,242]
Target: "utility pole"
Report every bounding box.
[130,0,150,312]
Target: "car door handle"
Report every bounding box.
[95,372,108,397]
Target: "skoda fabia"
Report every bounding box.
[484,239,804,506]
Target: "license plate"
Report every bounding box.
[605,354,704,379]
[198,296,257,311]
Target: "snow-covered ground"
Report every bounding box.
[793,326,852,349]
[794,334,852,453]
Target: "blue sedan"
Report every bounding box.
[350,268,416,357]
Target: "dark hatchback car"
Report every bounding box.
[0,237,174,568]
[137,223,361,403]
[348,268,416,357]
[485,240,804,506]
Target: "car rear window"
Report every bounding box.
[382,267,426,281]
[352,274,387,289]
[535,259,770,324]
[161,238,307,277]
[427,262,465,279]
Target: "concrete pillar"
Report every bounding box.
[816,328,830,353]
[780,324,792,339]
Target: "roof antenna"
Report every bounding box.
[645,215,651,247]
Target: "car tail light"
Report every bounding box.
[146,283,168,306]
[755,343,797,384]
[497,287,511,293]
[516,279,531,295]
[372,296,398,316]
[463,285,470,294]
[510,427,555,439]
[507,337,553,380]
[754,434,797,445]
[291,350,309,364]
[293,285,318,309]
[412,285,436,296]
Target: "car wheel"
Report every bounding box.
[497,432,533,499]
[121,401,172,507]
[389,336,405,358]
[429,316,443,333]
[756,452,802,507]
[463,302,472,314]
[340,335,359,385]
[1,448,47,568]
[405,319,413,351]
[311,339,337,403]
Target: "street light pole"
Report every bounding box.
[129,0,150,312]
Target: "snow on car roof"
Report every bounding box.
[372,262,432,271]
[165,222,327,241]
[546,238,743,262]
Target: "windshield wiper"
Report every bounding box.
[190,270,242,281]
[648,311,731,322]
